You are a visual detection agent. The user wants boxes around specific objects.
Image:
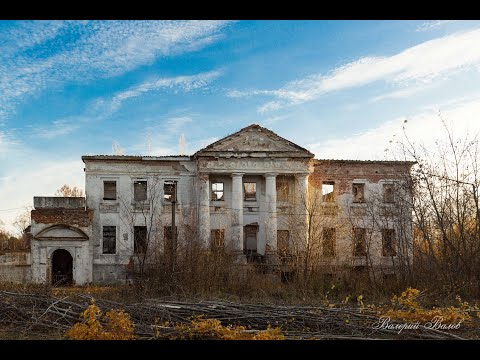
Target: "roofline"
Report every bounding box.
[82,155,192,162]
[313,159,416,165]
[193,123,314,158]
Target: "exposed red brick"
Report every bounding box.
[310,160,413,195]
[31,209,93,227]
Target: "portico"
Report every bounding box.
[194,124,314,261]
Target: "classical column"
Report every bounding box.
[295,173,309,251]
[264,173,278,255]
[198,173,211,247]
[231,173,244,256]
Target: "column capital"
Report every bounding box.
[295,173,310,179]
[231,172,245,178]
[264,173,278,179]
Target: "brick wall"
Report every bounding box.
[309,160,412,195]
[31,209,93,227]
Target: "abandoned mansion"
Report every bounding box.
[20,124,414,285]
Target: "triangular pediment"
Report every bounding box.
[194,124,313,158]
[34,224,89,241]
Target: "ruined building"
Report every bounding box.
[25,124,414,285]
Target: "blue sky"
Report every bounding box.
[1,20,480,232]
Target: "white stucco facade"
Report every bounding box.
[27,124,414,285]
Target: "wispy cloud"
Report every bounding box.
[30,118,81,139]
[229,28,480,112]
[93,70,222,116]
[307,95,480,160]
[415,20,455,32]
[0,130,18,156]
[0,20,230,120]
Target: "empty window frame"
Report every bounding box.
[383,184,395,203]
[322,228,336,257]
[211,182,224,201]
[103,181,117,200]
[276,177,289,201]
[164,181,176,202]
[353,227,367,257]
[244,224,258,253]
[382,229,397,256]
[210,229,225,251]
[134,226,147,254]
[352,183,365,203]
[102,226,116,254]
[322,181,335,202]
[133,180,147,201]
[244,182,256,201]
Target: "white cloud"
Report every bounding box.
[415,20,455,32]
[308,96,480,160]
[94,70,222,116]
[0,20,230,120]
[230,27,480,112]
[30,118,81,139]
[369,83,437,103]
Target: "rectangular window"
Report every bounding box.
[353,227,367,257]
[244,224,258,253]
[103,181,117,200]
[211,182,224,201]
[210,229,225,251]
[102,226,116,254]
[276,177,289,201]
[134,180,147,201]
[164,181,176,202]
[322,228,336,257]
[322,181,335,202]
[383,184,395,203]
[382,229,396,256]
[352,183,365,203]
[134,226,147,254]
[244,182,256,201]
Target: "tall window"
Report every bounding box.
[352,183,365,203]
[383,184,395,203]
[103,181,117,200]
[276,177,289,201]
[382,229,396,256]
[210,229,225,251]
[134,226,147,254]
[164,181,176,202]
[244,182,256,201]
[211,182,224,201]
[353,227,367,256]
[322,181,335,202]
[102,226,116,254]
[322,228,336,257]
[134,180,147,201]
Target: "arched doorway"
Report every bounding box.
[51,249,73,286]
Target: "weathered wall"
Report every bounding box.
[30,207,93,285]
[84,158,196,283]
[309,160,414,273]
[34,196,85,209]
[0,252,31,283]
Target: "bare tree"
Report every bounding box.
[55,184,84,197]
[393,115,480,297]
